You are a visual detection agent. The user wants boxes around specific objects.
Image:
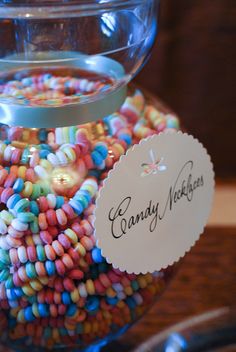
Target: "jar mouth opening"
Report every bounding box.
[0,0,150,19]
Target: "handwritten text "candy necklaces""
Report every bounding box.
[108,160,204,239]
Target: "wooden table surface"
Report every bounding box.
[103,226,236,351]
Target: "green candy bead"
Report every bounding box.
[30,219,39,234]
[0,248,10,265]
[0,268,10,282]
[5,275,14,289]
[36,245,46,262]
[26,263,37,279]
[14,199,30,213]
[31,184,41,200]
[21,148,30,164]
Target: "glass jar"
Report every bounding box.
[0,1,180,351]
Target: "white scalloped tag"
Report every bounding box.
[94,132,215,274]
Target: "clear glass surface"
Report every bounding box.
[0,0,158,110]
[0,86,179,351]
[134,307,236,352]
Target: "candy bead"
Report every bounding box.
[0,219,7,235]
[14,199,30,213]
[17,212,35,223]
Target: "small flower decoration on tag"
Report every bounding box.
[141,149,166,177]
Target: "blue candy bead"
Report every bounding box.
[126,297,136,309]
[66,304,77,317]
[6,288,18,300]
[73,195,89,209]
[14,288,24,297]
[38,129,47,142]
[85,296,100,312]
[56,196,64,209]
[91,150,103,166]
[39,149,50,159]
[94,144,108,159]
[92,248,103,263]
[22,77,33,86]
[40,143,52,152]
[69,199,83,215]
[14,199,30,213]
[38,303,49,317]
[106,296,119,306]
[13,178,24,193]
[30,201,39,216]
[7,194,21,209]
[24,307,35,322]
[119,133,132,145]
[62,292,71,305]
[45,261,55,276]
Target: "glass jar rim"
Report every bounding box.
[0,0,152,19]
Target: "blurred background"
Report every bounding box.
[135,0,235,178]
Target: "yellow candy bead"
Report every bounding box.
[22,129,30,142]
[25,236,34,246]
[85,279,95,295]
[29,279,43,291]
[137,276,147,289]
[22,181,33,197]
[74,243,86,257]
[64,229,78,244]
[52,328,60,342]
[117,301,125,309]
[32,302,40,318]
[63,147,76,162]
[124,286,133,296]
[145,273,153,284]
[106,287,116,298]
[38,276,49,285]
[64,321,76,330]
[22,284,35,296]
[40,159,52,172]
[71,289,80,303]
[0,210,13,225]
[10,307,21,318]
[18,166,27,180]
[83,321,91,334]
[62,127,70,143]
[17,309,26,323]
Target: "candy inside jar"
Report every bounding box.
[0,66,115,107]
[0,84,179,351]
[0,1,182,350]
